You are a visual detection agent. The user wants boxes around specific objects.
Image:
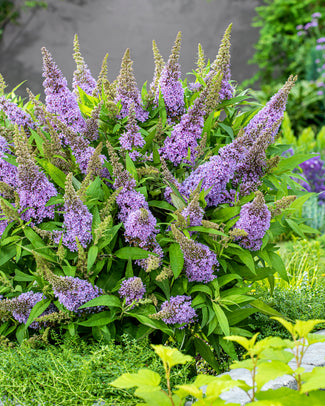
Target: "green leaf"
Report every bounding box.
[148,200,175,211]
[125,153,138,182]
[301,367,325,393]
[25,298,51,329]
[87,246,98,270]
[127,313,174,336]
[286,218,305,238]
[78,311,116,327]
[0,245,17,266]
[78,295,121,309]
[189,285,213,296]
[110,368,161,390]
[169,243,184,279]
[251,299,283,317]
[275,154,316,173]
[194,337,220,373]
[267,250,288,282]
[37,160,66,189]
[152,345,193,368]
[212,303,230,336]
[114,247,152,260]
[256,361,293,390]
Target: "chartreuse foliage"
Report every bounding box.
[111,318,325,405]
[0,27,316,370]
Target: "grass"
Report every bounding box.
[0,335,194,406]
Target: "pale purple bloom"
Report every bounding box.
[17,162,57,224]
[316,45,325,51]
[160,95,205,166]
[116,189,148,223]
[243,77,295,143]
[181,200,204,227]
[72,61,96,96]
[317,37,325,43]
[317,90,324,96]
[51,276,103,313]
[312,12,322,19]
[297,31,305,36]
[184,241,218,283]
[124,208,158,247]
[118,277,145,306]
[0,97,35,130]
[55,197,93,252]
[0,291,51,329]
[115,49,148,122]
[296,24,304,30]
[42,47,86,134]
[0,136,17,189]
[159,295,196,328]
[234,193,271,251]
[119,106,145,160]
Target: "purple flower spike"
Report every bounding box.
[234,191,271,251]
[42,47,86,134]
[118,277,146,307]
[51,276,103,313]
[115,49,148,122]
[72,34,97,96]
[124,208,158,247]
[160,92,205,166]
[0,97,35,130]
[53,173,93,251]
[244,75,297,143]
[0,136,17,189]
[159,295,196,328]
[156,32,185,119]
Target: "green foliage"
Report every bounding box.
[247,0,325,86]
[110,318,325,405]
[0,335,194,405]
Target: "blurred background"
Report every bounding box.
[0,0,262,96]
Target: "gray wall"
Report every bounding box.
[0,0,261,97]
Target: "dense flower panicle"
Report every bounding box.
[156,295,197,328]
[157,32,185,118]
[172,225,218,282]
[72,34,97,96]
[42,47,86,134]
[118,277,146,306]
[54,173,93,251]
[210,23,234,101]
[82,101,102,141]
[231,124,276,197]
[14,127,57,224]
[234,192,271,251]
[299,155,325,203]
[180,153,237,207]
[0,136,17,189]
[0,216,8,236]
[181,197,204,227]
[116,189,148,222]
[115,48,148,122]
[0,97,35,130]
[160,91,205,166]
[119,104,145,160]
[0,291,47,328]
[244,75,297,142]
[50,275,103,313]
[124,208,158,247]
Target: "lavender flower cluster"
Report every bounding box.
[155,295,197,328]
[299,154,325,203]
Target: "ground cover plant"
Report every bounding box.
[0,25,315,370]
[0,334,194,406]
[111,318,325,405]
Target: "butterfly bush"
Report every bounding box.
[0,26,308,358]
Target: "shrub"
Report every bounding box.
[0,27,313,369]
